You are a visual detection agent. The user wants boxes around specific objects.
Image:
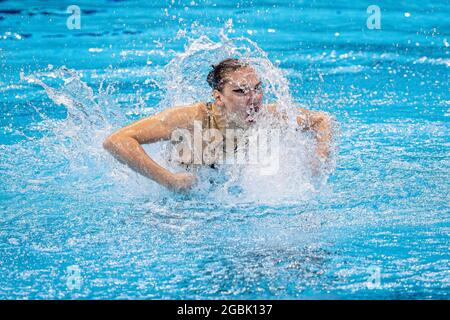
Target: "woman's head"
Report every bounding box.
[207,58,263,125]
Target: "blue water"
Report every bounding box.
[1,0,449,299]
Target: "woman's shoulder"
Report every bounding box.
[164,101,208,119]
[263,102,278,113]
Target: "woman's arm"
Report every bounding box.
[263,103,333,160]
[296,108,333,160]
[103,103,203,191]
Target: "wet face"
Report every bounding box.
[213,66,263,127]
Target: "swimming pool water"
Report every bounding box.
[0,0,449,299]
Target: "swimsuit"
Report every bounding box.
[204,102,225,133]
[170,102,231,171]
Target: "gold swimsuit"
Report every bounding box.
[204,101,225,133]
[171,102,238,170]
[167,102,221,170]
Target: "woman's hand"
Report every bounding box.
[167,172,197,192]
[296,109,333,160]
[103,103,204,191]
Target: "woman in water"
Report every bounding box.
[103,58,333,191]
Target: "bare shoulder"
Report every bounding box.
[263,103,300,115]
[161,101,206,117]
[262,103,331,123]
[262,102,278,113]
[154,101,206,127]
[297,107,331,120]
[193,101,208,118]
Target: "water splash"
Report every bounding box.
[158,32,335,203]
[14,32,334,206]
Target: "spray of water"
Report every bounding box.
[16,31,335,205]
[160,32,334,202]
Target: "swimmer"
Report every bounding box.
[103,58,333,192]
